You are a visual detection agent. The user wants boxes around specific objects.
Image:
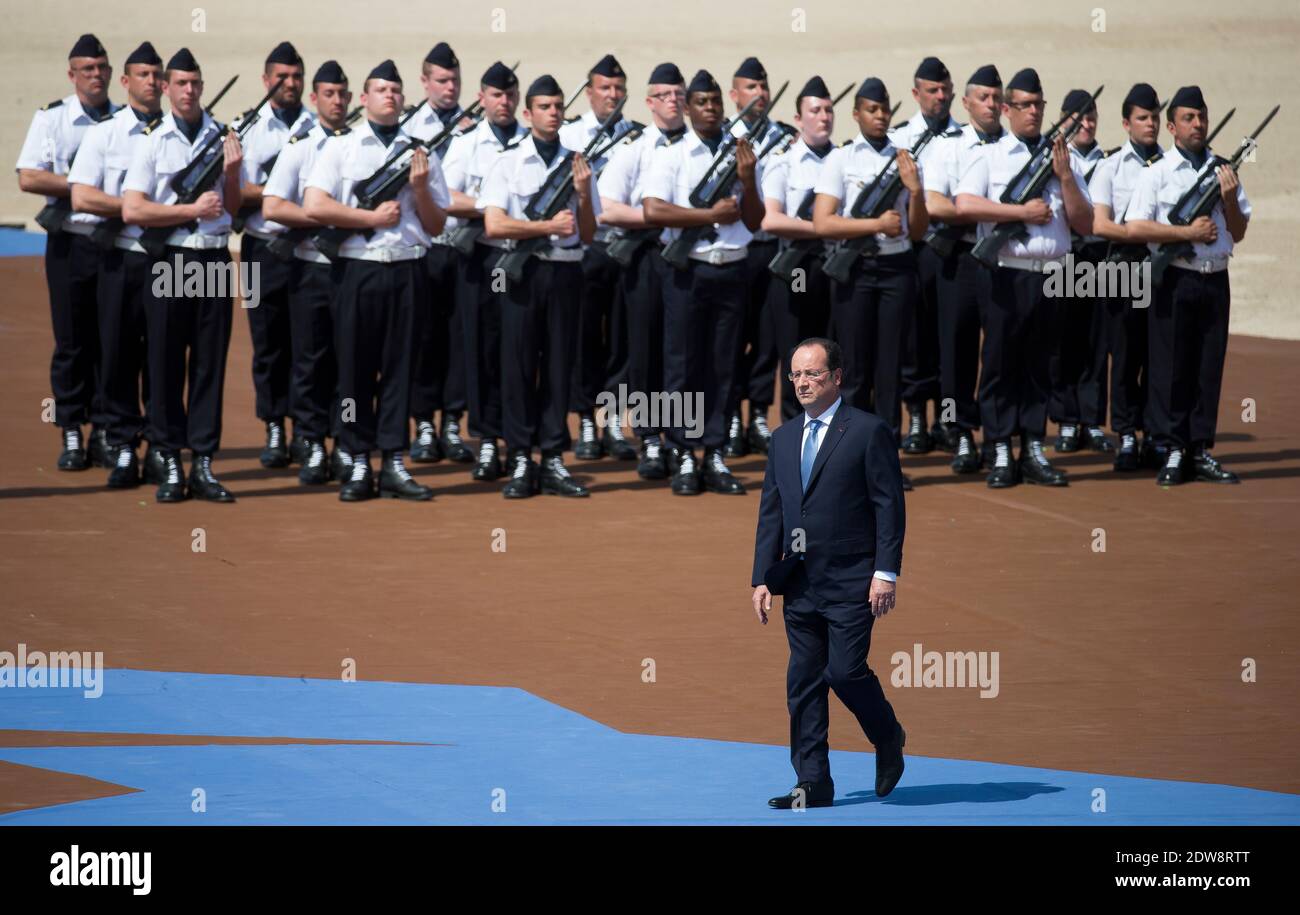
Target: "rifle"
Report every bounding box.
[263,112,366,261]
[564,79,591,117]
[1145,104,1278,286]
[136,75,287,257]
[886,101,904,130]
[969,85,1103,268]
[232,114,318,233]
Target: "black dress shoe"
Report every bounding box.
[154,450,188,503]
[472,438,503,481]
[930,419,956,453]
[329,444,353,483]
[540,453,590,497]
[670,449,701,495]
[724,413,748,459]
[409,420,442,463]
[106,445,141,488]
[986,442,1018,489]
[298,440,331,485]
[768,782,834,809]
[1053,423,1081,453]
[260,420,290,468]
[142,443,167,485]
[747,414,772,454]
[701,449,746,495]
[503,451,539,499]
[1019,440,1068,487]
[188,454,236,502]
[1155,449,1185,486]
[339,459,375,501]
[57,426,88,471]
[950,432,981,474]
[1084,426,1114,452]
[574,414,603,460]
[600,423,638,461]
[439,416,475,463]
[1191,447,1239,484]
[875,724,906,798]
[288,431,311,466]
[901,406,932,454]
[379,451,434,500]
[637,437,667,480]
[1113,433,1140,472]
[88,426,113,468]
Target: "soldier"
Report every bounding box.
[889,56,965,456]
[1126,85,1249,486]
[121,47,242,502]
[303,59,451,502]
[479,74,599,498]
[236,41,314,469]
[67,40,164,488]
[16,33,118,471]
[261,59,353,485]
[596,62,688,480]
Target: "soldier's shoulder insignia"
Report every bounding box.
[563,115,580,125]
[41,99,64,111]
[945,126,965,137]
[143,116,164,134]
[331,126,351,137]
[664,132,685,146]
[841,138,853,146]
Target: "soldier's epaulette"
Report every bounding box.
[840,137,853,146]
[41,99,64,111]
[330,126,351,137]
[563,115,580,124]
[944,125,965,138]
[663,132,685,146]
[143,115,163,133]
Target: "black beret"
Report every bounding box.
[687,69,720,96]
[855,77,888,103]
[1062,89,1096,114]
[1123,82,1160,113]
[914,56,949,82]
[796,75,831,111]
[1006,68,1042,95]
[648,62,684,86]
[124,41,162,68]
[265,41,302,67]
[312,59,346,85]
[734,57,767,81]
[1169,85,1206,112]
[590,54,624,79]
[69,34,106,60]
[526,74,563,102]
[481,61,517,90]
[367,59,401,84]
[166,47,200,73]
[967,64,1001,89]
[424,42,459,69]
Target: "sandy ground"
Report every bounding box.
[1,0,1297,334]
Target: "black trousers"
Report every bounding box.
[933,244,983,432]
[976,264,1065,441]
[241,235,293,423]
[332,257,424,455]
[1050,244,1110,428]
[288,259,339,442]
[783,564,900,787]
[144,247,234,454]
[901,241,942,409]
[767,251,832,422]
[733,238,780,415]
[621,243,666,438]
[1146,268,1230,450]
[829,251,917,435]
[411,243,466,422]
[500,257,581,454]
[662,258,746,451]
[45,232,104,428]
[96,248,152,448]
[570,241,625,414]
[1107,292,1149,436]
[459,244,504,441]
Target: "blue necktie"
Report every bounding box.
[801,419,822,491]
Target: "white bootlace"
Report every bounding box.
[478,440,497,463]
[349,457,370,482]
[644,439,662,460]
[580,417,597,444]
[1165,449,1183,469]
[1058,424,1077,438]
[606,420,628,442]
[545,455,572,478]
[993,442,1011,469]
[387,454,414,481]
[708,450,730,474]
[1120,433,1137,451]
[1028,440,1051,466]
[443,420,464,445]
[266,423,284,449]
[678,451,697,475]
[728,415,743,439]
[63,427,82,450]
[511,455,531,479]
[416,421,435,446]
[956,434,973,457]
[164,456,182,485]
[752,415,771,436]
[116,446,133,468]
[307,442,326,467]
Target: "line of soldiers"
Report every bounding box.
[17,35,1254,503]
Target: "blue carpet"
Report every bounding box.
[0,228,46,257]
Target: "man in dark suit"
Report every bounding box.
[752,337,907,809]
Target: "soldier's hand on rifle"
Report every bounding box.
[710,197,741,225]
[876,209,903,237]
[1021,198,1052,226]
[1050,135,1072,180]
[222,133,243,175]
[191,191,223,221]
[1186,215,1218,244]
[572,155,592,202]
[548,209,576,237]
[371,200,401,229]
[1216,164,1240,200]
[409,148,430,194]
[896,150,922,193]
[735,138,757,184]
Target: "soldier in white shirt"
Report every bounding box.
[262,59,353,486]
[16,33,119,471]
[760,76,837,424]
[597,62,688,481]
[1125,84,1250,486]
[304,59,451,502]
[954,67,1093,489]
[889,56,965,456]
[1088,82,1165,472]
[479,74,599,499]
[812,77,927,491]
[441,61,527,484]
[67,41,164,489]
[121,48,243,503]
[643,69,763,497]
[920,64,1004,475]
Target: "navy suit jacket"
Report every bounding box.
[751,404,906,602]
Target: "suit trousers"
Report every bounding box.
[96,248,152,448]
[460,243,504,441]
[411,242,466,422]
[45,232,104,429]
[1146,268,1230,450]
[241,234,294,423]
[288,259,339,442]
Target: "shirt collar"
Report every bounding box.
[164,110,215,140]
[359,117,408,146]
[804,395,841,427]
[852,132,893,154]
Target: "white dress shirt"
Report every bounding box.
[66,106,158,238]
[1088,140,1165,224]
[641,127,755,256]
[924,124,1001,243]
[122,110,233,237]
[238,102,316,235]
[1126,146,1250,260]
[262,121,346,259]
[405,103,465,159]
[16,93,121,228]
[477,133,602,249]
[815,133,922,251]
[888,109,964,175]
[442,118,528,235]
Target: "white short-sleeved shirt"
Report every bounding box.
[741,117,790,242]
[442,118,528,234]
[923,124,1000,240]
[306,119,452,257]
[1088,141,1164,223]
[16,94,120,227]
[123,111,234,237]
[641,128,755,255]
[559,109,634,173]
[1070,142,1108,243]
[954,131,1091,260]
[598,124,683,244]
[67,106,161,236]
[815,133,922,249]
[761,136,832,222]
[1126,146,1251,260]
[263,121,349,254]
[405,103,465,159]
[476,133,602,250]
[238,102,316,235]
[889,110,964,176]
